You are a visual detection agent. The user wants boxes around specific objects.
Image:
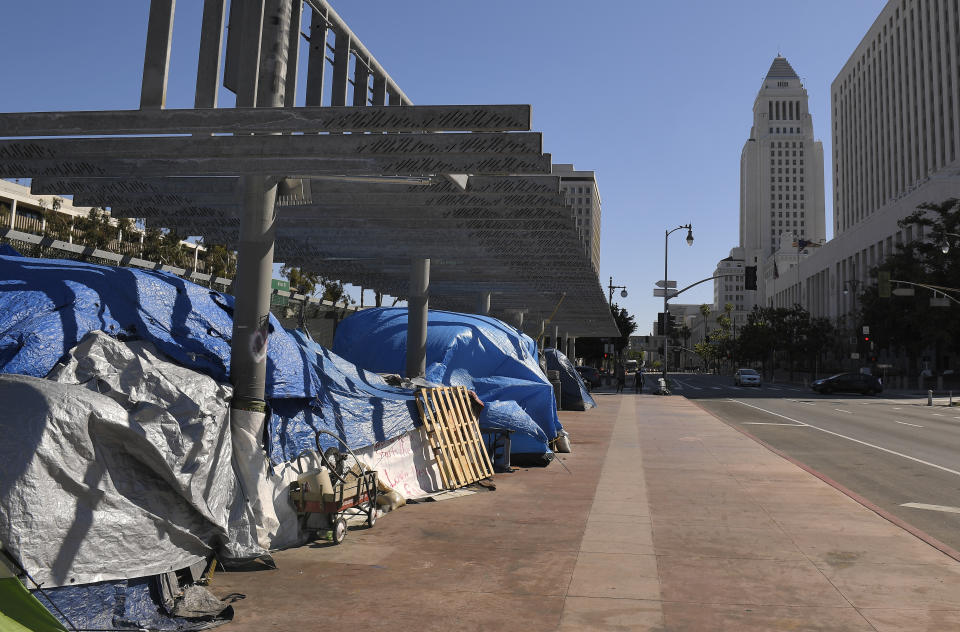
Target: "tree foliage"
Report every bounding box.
[857,198,960,372]
[280,264,354,305]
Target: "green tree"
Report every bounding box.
[858,198,960,374]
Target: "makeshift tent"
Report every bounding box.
[332,307,561,461]
[0,253,314,399]
[544,348,596,411]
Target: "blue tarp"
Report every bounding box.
[33,577,232,631]
[0,254,313,399]
[544,348,596,411]
[268,330,421,463]
[0,254,423,464]
[332,307,561,455]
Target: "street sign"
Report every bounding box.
[930,296,950,307]
[653,288,678,298]
[877,363,892,369]
[850,352,860,359]
[862,325,870,335]
[655,280,677,288]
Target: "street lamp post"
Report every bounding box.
[663,224,694,384]
[608,277,628,305]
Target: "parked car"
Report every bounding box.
[575,366,601,389]
[734,368,761,387]
[811,373,883,395]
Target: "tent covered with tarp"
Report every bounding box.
[332,307,561,460]
[544,348,596,411]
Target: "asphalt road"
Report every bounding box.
[669,372,960,554]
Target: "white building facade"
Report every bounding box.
[553,163,602,272]
[765,0,960,320]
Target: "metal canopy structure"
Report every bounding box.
[0,0,618,402]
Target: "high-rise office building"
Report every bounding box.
[831,0,960,236]
[740,56,827,263]
[553,163,602,272]
[765,0,960,319]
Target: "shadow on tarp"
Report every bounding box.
[0,253,311,399]
[332,307,561,459]
[544,348,596,411]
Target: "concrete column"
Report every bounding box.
[514,311,524,328]
[230,175,279,408]
[554,325,560,349]
[538,320,547,351]
[193,243,199,269]
[406,258,430,378]
[8,199,16,229]
[477,291,491,316]
[569,336,576,362]
[564,333,569,357]
[229,0,289,410]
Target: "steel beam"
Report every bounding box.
[141,0,176,109]
[195,0,227,109]
[0,105,532,136]
[406,258,429,378]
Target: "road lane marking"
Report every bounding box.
[767,387,781,391]
[894,420,924,428]
[728,399,960,478]
[742,422,807,426]
[834,409,853,414]
[932,413,944,417]
[894,407,902,410]
[901,503,960,515]
[711,386,722,390]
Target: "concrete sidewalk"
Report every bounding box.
[212,394,960,630]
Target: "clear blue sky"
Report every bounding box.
[0,1,886,333]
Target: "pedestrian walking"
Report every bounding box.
[635,368,644,393]
[615,363,625,393]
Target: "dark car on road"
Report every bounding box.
[811,372,883,395]
[576,366,601,390]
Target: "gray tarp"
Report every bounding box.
[0,332,263,588]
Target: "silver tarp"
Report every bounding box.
[0,332,264,588]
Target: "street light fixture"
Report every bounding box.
[607,277,628,305]
[663,223,694,384]
[938,232,960,254]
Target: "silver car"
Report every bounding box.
[734,368,761,387]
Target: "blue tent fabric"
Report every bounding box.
[33,577,231,631]
[0,255,426,465]
[0,254,314,399]
[544,348,597,411]
[266,330,421,463]
[332,307,562,455]
[0,244,21,257]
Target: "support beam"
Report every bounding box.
[195,0,226,109]
[140,0,176,109]
[304,3,328,106]
[569,336,576,361]
[330,28,350,106]
[230,0,290,410]
[477,291,491,316]
[406,258,430,378]
[230,175,279,407]
[554,325,560,349]
[283,0,302,107]
[8,199,16,229]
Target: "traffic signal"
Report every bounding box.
[878,270,891,298]
[745,266,758,291]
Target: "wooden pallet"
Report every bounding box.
[415,386,495,489]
